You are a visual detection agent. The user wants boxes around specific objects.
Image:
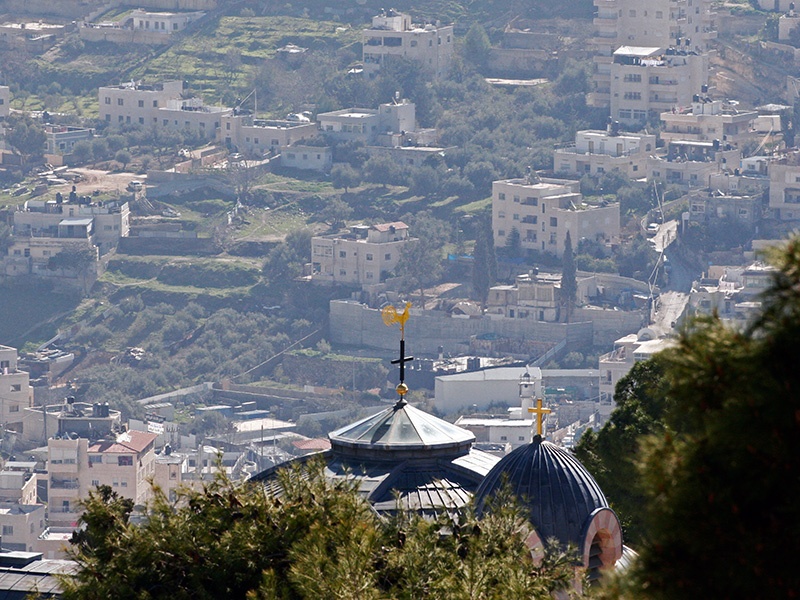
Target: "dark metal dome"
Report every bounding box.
[474,435,609,546]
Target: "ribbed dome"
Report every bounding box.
[329,401,475,461]
[474,435,609,546]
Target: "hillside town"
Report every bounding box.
[0,0,797,595]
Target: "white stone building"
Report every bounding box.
[647,139,740,187]
[590,0,716,108]
[455,370,544,451]
[610,46,708,127]
[362,10,454,79]
[99,80,231,137]
[553,128,656,178]
[0,346,32,435]
[598,332,674,402]
[130,9,204,33]
[311,222,413,286]
[768,151,800,220]
[47,429,157,527]
[0,504,46,552]
[219,115,318,156]
[660,98,758,147]
[492,178,620,258]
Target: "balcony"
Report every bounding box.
[50,480,79,490]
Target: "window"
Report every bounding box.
[2,526,12,536]
[527,197,538,206]
[139,117,144,124]
[513,195,520,203]
[121,480,128,487]
[656,10,663,18]
[366,253,373,261]
[339,250,346,258]
[498,229,506,237]
[498,211,506,219]
[10,384,21,392]
[410,40,417,47]
[117,98,124,106]
[623,92,642,100]
[118,456,133,466]
[9,405,18,412]
[104,97,111,105]
[500,436,507,441]
[163,119,169,126]
[513,214,519,221]
[89,455,102,464]
[366,272,374,279]
[339,269,347,276]
[519,436,525,441]
[91,479,99,487]
[618,109,632,119]
[498,193,506,201]
[550,217,558,227]
[153,100,158,107]
[623,74,642,82]
[385,253,391,261]
[138,100,144,108]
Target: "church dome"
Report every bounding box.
[474,435,612,548]
[329,400,475,461]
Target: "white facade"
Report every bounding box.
[130,9,204,33]
[598,333,674,402]
[660,99,758,146]
[219,116,317,156]
[311,222,412,286]
[99,80,230,137]
[610,46,708,126]
[280,145,332,172]
[455,370,545,450]
[0,504,46,552]
[553,129,656,178]
[492,178,620,258]
[47,430,157,527]
[768,152,800,220]
[0,346,32,435]
[362,10,453,79]
[647,140,740,187]
[591,0,716,108]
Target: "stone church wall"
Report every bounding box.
[329,300,596,356]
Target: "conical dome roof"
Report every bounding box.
[474,435,609,546]
[329,401,475,461]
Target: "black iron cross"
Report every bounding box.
[391,339,414,384]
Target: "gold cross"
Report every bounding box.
[528,398,551,437]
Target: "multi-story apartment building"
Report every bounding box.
[219,115,317,156]
[491,178,620,258]
[0,346,32,435]
[317,99,422,144]
[0,504,46,552]
[311,222,413,286]
[3,198,130,283]
[553,128,656,178]
[362,10,453,79]
[610,46,708,126]
[99,80,183,123]
[688,189,763,226]
[768,151,800,220]
[98,80,231,137]
[598,333,674,402]
[48,429,157,527]
[647,139,740,187]
[590,0,716,108]
[660,98,758,147]
[0,466,38,505]
[486,272,563,323]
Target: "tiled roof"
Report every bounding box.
[371,221,408,232]
[88,430,157,454]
